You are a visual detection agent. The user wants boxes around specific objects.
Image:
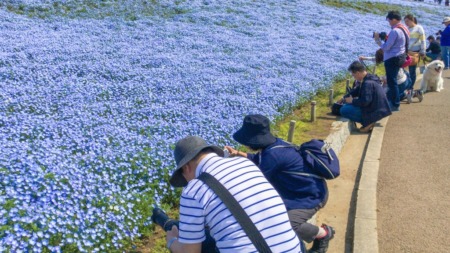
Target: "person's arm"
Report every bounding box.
[441,25,450,37]
[359,56,375,61]
[352,81,373,107]
[224,146,248,158]
[167,226,202,253]
[379,29,399,52]
[420,27,427,55]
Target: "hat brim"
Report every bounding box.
[233,127,276,149]
[169,145,224,187]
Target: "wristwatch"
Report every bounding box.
[167,237,178,251]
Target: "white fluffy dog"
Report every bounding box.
[421,60,444,92]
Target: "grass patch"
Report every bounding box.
[319,0,412,15]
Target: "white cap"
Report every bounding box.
[442,17,450,24]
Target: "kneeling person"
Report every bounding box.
[340,61,392,132]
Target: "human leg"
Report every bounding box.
[408,65,417,88]
[441,46,450,68]
[339,104,362,123]
[384,57,401,109]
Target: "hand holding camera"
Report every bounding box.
[373,32,387,41]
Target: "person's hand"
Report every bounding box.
[358,56,365,61]
[224,146,239,157]
[419,52,426,57]
[166,225,179,242]
[344,96,353,104]
[373,32,380,40]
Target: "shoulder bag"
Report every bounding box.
[198,172,273,253]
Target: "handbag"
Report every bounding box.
[402,54,412,68]
[407,52,420,66]
[331,102,343,116]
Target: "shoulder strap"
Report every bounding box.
[268,145,326,180]
[197,172,272,253]
[396,25,410,53]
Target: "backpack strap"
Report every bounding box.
[265,145,327,180]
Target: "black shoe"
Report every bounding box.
[308,224,335,253]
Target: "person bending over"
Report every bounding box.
[164,136,302,253]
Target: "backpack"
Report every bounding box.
[299,139,340,179]
[269,139,340,180]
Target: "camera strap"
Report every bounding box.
[198,172,272,253]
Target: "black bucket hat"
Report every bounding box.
[232,114,276,149]
[170,136,224,187]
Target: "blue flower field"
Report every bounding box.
[0,0,446,251]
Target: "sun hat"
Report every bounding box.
[232,114,277,149]
[169,136,224,187]
[442,17,450,24]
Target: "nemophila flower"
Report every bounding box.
[0,0,445,251]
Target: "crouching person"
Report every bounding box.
[225,114,334,253]
[340,61,392,133]
[162,136,302,253]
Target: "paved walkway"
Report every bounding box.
[377,70,450,252]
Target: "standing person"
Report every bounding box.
[426,35,441,61]
[374,10,409,111]
[340,61,392,132]
[225,115,334,253]
[438,17,450,69]
[404,14,426,90]
[165,136,302,253]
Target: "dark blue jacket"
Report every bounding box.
[352,74,392,127]
[440,25,450,46]
[247,138,328,210]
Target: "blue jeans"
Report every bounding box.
[408,65,417,89]
[441,46,450,68]
[384,55,404,108]
[426,53,439,61]
[340,104,362,124]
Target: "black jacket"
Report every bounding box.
[352,74,392,127]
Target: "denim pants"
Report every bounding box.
[340,104,362,124]
[426,53,439,61]
[441,46,450,68]
[408,65,417,89]
[384,55,404,108]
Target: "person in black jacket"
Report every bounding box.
[340,61,392,132]
[426,35,441,61]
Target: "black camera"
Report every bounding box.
[151,207,178,231]
[373,32,388,41]
[436,30,442,36]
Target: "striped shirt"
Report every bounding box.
[179,153,302,253]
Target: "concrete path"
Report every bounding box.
[377,70,450,252]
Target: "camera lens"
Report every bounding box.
[151,207,179,231]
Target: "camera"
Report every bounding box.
[373,32,388,41]
[436,30,442,36]
[151,207,179,231]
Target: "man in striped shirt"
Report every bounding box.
[166,136,302,253]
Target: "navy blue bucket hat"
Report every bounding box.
[170,136,224,187]
[233,114,277,149]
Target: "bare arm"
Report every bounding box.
[166,226,202,253]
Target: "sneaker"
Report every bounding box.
[406,90,412,104]
[416,90,424,102]
[308,224,335,253]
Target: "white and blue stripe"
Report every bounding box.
[178,153,302,252]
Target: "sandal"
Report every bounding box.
[359,123,375,133]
